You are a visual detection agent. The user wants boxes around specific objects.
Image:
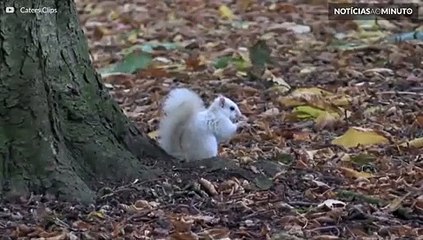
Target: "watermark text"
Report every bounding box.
[328,3,419,20]
[4,6,57,14]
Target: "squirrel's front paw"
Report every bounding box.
[237,121,250,128]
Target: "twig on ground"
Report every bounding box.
[377,91,423,96]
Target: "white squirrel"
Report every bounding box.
[158,88,248,161]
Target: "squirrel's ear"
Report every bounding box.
[219,96,225,108]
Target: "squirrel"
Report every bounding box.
[158,88,248,161]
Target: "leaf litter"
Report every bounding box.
[1,0,422,239]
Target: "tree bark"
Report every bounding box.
[0,0,168,203]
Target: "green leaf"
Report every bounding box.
[248,40,271,68]
[293,106,326,120]
[213,56,250,70]
[214,56,233,69]
[254,176,273,190]
[350,153,376,166]
[276,153,294,164]
[232,57,251,70]
[124,41,181,54]
[99,50,152,76]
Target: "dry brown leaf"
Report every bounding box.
[219,179,242,194]
[315,111,338,130]
[72,220,92,231]
[170,231,199,240]
[119,203,143,213]
[134,200,154,210]
[415,195,423,209]
[312,235,340,240]
[237,0,253,12]
[399,137,423,149]
[260,107,280,118]
[263,69,291,93]
[199,227,230,239]
[292,131,311,141]
[416,114,423,127]
[384,193,410,213]
[339,167,374,179]
[170,216,194,233]
[363,67,394,75]
[137,68,170,78]
[45,232,67,240]
[185,55,206,71]
[199,178,218,196]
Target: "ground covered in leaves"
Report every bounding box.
[1,0,422,239]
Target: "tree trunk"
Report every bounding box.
[0,0,168,203]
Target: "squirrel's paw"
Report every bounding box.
[236,121,250,128]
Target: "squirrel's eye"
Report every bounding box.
[229,106,235,111]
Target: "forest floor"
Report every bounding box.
[2,0,423,239]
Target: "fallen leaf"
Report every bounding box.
[277,22,311,34]
[72,220,92,231]
[99,50,152,76]
[254,176,273,190]
[293,104,342,122]
[199,178,218,196]
[93,26,110,40]
[299,66,316,75]
[45,232,67,240]
[214,56,233,69]
[249,40,271,68]
[293,131,311,141]
[339,167,374,179]
[185,55,206,71]
[383,193,410,213]
[416,115,423,127]
[363,67,394,75]
[315,111,338,130]
[171,216,194,233]
[263,69,291,92]
[332,127,389,148]
[313,235,340,240]
[87,211,106,220]
[237,0,253,12]
[350,153,376,166]
[317,199,346,209]
[122,41,181,55]
[399,137,423,149]
[137,68,169,78]
[279,87,338,108]
[293,87,333,96]
[260,107,280,117]
[119,203,143,213]
[199,227,230,239]
[415,195,423,209]
[126,30,138,44]
[219,5,235,20]
[293,106,327,120]
[134,200,154,210]
[148,130,159,140]
[170,231,199,240]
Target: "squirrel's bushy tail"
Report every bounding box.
[158,88,205,159]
